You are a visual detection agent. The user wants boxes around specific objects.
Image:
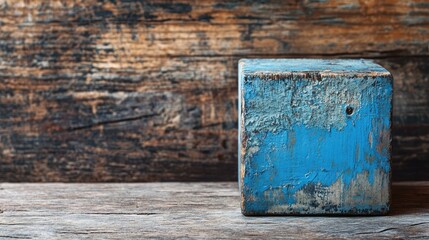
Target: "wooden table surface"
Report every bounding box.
[0,182,428,239]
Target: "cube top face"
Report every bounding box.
[239,59,392,215]
[239,59,390,75]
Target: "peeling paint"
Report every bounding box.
[267,170,390,214]
[239,59,392,215]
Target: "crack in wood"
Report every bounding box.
[56,231,116,235]
[65,113,160,132]
[83,212,159,215]
[409,222,429,227]
[0,236,32,239]
[356,222,429,235]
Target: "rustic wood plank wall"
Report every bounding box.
[0,0,428,182]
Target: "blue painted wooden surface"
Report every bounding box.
[239,59,392,215]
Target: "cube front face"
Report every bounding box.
[239,59,392,215]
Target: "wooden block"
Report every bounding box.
[239,59,392,215]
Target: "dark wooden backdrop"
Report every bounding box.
[0,0,428,182]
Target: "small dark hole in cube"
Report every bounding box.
[346,106,354,115]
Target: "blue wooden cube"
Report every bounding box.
[239,59,392,215]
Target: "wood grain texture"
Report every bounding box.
[0,182,428,239]
[0,0,428,181]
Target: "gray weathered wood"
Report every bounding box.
[0,182,428,239]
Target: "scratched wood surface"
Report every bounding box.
[0,0,428,181]
[0,182,428,239]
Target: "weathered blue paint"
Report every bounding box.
[239,59,392,215]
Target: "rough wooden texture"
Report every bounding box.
[0,0,428,181]
[0,182,428,239]
[239,59,392,215]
